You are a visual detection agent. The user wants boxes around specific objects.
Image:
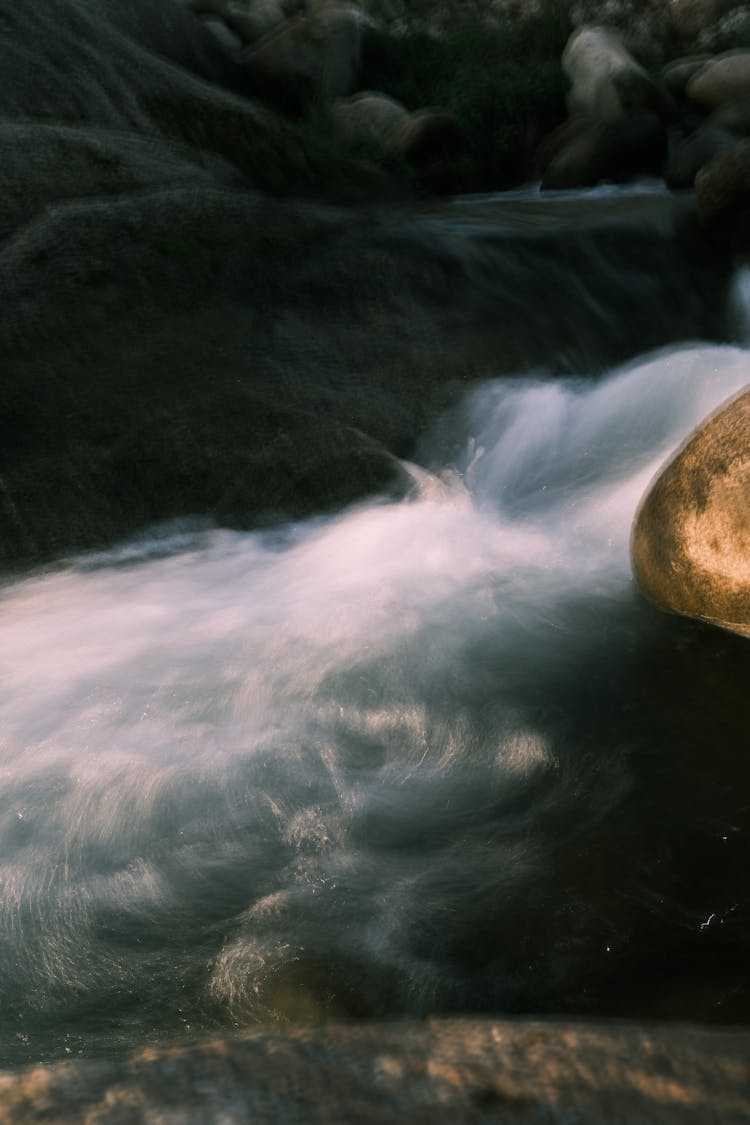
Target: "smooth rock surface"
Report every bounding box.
[541,112,667,189]
[632,385,750,635]
[225,0,286,43]
[0,1019,748,1124]
[687,49,750,107]
[665,123,736,187]
[662,53,713,97]
[709,91,750,132]
[331,90,408,151]
[563,25,664,121]
[246,3,362,109]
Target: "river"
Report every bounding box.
[1,186,749,1068]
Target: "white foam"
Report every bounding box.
[1,341,749,1032]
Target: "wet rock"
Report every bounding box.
[245,3,362,110]
[696,2,750,51]
[189,0,231,16]
[541,112,667,189]
[331,91,408,151]
[694,136,750,240]
[224,0,286,44]
[670,0,744,44]
[200,14,244,52]
[661,53,713,98]
[632,386,750,636]
[687,49,750,107]
[665,123,736,186]
[708,89,750,130]
[563,25,667,122]
[0,1019,747,1124]
[386,108,468,191]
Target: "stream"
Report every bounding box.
[1,186,749,1068]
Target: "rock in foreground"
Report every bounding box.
[632,385,750,635]
[0,1018,748,1124]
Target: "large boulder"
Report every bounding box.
[245,4,362,110]
[0,0,734,571]
[664,123,737,187]
[330,90,408,152]
[0,0,315,194]
[632,386,750,636]
[563,26,667,121]
[225,0,287,44]
[200,14,244,52]
[709,90,750,131]
[669,0,745,43]
[661,53,713,98]
[386,108,468,191]
[687,49,750,108]
[541,112,668,189]
[694,136,750,241]
[694,3,750,51]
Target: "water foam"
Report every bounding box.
[1,343,749,1055]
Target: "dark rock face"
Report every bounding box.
[632,386,750,636]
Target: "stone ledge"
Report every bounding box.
[0,1018,748,1123]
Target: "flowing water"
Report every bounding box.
[1,193,750,1067]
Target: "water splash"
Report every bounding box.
[1,343,749,1059]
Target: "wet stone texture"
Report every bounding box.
[632,386,750,636]
[0,1019,748,1123]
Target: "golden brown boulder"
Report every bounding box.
[632,386,750,635]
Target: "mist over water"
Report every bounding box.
[2,342,750,1063]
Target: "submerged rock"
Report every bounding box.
[632,386,750,636]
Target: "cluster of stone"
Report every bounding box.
[536,15,750,216]
[187,0,468,189]
[185,0,750,204]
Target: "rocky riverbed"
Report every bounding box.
[3,1,750,1119]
